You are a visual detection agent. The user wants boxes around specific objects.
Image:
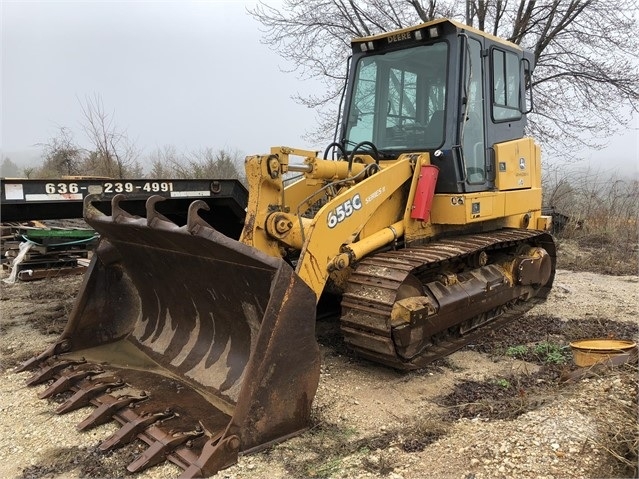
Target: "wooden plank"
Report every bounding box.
[17,265,88,282]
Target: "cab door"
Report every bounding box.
[459,34,491,193]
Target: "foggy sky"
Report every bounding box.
[1,0,323,164]
[1,1,637,174]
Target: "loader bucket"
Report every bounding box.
[19,195,320,478]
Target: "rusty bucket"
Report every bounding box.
[18,195,320,478]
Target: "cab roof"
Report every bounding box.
[351,17,523,51]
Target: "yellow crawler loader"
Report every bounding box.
[20,18,555,478]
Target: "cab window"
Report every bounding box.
[492,48,521,121]
[345,42,448,151]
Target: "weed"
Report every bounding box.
[305,456,344,478]
[495,378,512,388]
[502,340,570,365]
[505,345,528,358]
[533,341,568,364]
[502,340,569,365]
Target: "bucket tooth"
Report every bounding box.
[38,367,103,399]
[26,358,86,386]
[145,195,176,229]
[127,426,205,473]
[186,200,212,233]
[16,340,70,373]
[16,355,45,374]
[111,194,139,223]
[99,409,174,451]
[55,376,125,414]
[77,392,148,431]
[83,194,105,220]
[178,434,240,479]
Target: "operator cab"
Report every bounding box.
[341,19,535,194]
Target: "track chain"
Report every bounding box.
[340,229,556,369]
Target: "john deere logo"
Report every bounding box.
[519,158,526,170]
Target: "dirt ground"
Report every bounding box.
[0,254,637,479]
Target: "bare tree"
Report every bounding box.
[79,94,140,178]
[147,145,179,178]
[186,148,244,180]
[249,1,638,152]
[146,146,245,182]
[34,127,84,178]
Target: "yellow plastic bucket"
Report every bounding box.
[569,339,637,367]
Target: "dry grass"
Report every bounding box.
[544,167,638,275]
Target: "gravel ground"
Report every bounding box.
[0,267,637,479]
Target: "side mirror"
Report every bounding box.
[521,58,534,114]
